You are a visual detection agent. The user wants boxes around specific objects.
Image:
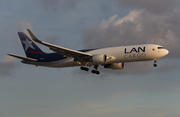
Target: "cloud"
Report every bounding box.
[113,0,176,14]
[0,55,19,76]
[45,35,61,45]
[18,21,33,30]
[38,0,82,13]
[16,21,33,36]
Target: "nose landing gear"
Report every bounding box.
[153,59,158,67]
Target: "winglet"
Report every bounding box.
[27,29,42,43]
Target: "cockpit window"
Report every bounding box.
[158,47,164,49]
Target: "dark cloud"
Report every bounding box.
[38,0,82,13]
[113,0,176,14]
[0,56,19,76]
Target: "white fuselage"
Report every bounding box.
[22,44,169,68]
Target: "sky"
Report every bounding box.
[0,0,180,117]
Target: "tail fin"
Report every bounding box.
[18,32,45,58]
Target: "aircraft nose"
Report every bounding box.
[165,49,169,55]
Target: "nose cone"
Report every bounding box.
[164,49,169,56]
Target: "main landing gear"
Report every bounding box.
[80,66,89,71]
[153,59,158,67]
[91,65,100,75]
[80,65,100,75]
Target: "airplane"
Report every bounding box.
[7,29,169,75]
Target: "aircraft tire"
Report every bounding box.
[85,68,89,71]
[153,64,157,67]
[96,71,100,75]
[92,70,100,75]
[80,67,89,71]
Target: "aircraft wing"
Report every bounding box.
[27,29,92,59]
[7,54,37,61]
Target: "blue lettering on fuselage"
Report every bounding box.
[125,47,145,54]
[124,47,146,58]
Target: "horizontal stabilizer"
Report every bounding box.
[7,54,37,61]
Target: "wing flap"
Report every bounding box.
[27,29,92,58]
[7,54,37,61]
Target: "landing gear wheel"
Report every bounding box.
[153,64,157,67]
[96,71,100,75]
[84,68,89,71]
[92,70,95,73]
[80,67,89,71]
[92,70,100,75]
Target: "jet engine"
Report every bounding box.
[104,63,125,70]
[91,54,107,64]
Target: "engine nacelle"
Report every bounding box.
[92,54,107,64]
[104,63,125,70]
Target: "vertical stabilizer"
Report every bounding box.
[18,32,45,58]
